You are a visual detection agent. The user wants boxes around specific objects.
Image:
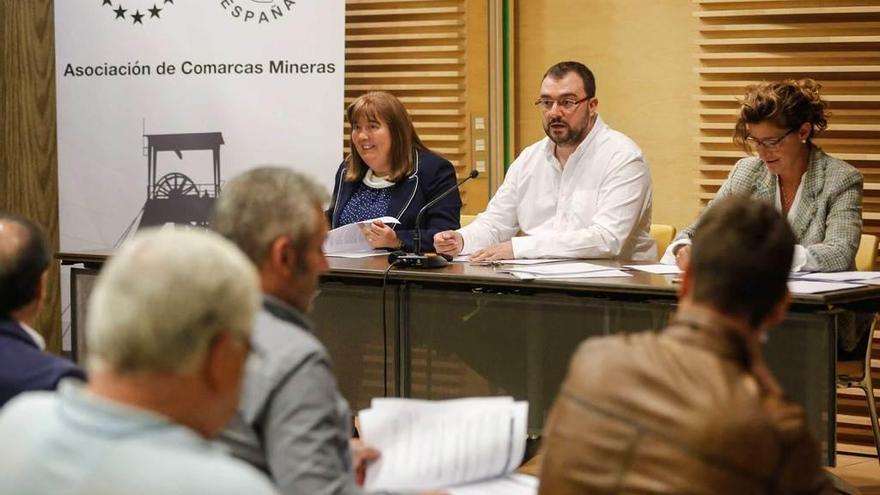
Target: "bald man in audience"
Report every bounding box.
[539,196,837,494]
[0,229,279,495]
[0,212,85,407]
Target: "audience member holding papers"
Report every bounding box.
[327,91,461,253]
[434,61,655,262]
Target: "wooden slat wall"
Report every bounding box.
[695,0,880,458]
[344,0,470,205]
[0,0,63,353]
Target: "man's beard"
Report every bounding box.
[543,118,587,146]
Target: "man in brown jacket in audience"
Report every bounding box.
[539,195,839,494]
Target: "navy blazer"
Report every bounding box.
[328,149,462,253]
[0,318,86,407]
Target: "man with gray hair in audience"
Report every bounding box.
[0,229,278,495]
[213,167,379,495]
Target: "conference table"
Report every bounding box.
[59,251,880,466]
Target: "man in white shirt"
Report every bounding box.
[434,61,655,260]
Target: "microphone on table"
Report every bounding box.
[387,169,479,268]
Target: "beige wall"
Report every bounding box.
[514,0,700,230]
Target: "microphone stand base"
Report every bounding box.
[389,252,450,268]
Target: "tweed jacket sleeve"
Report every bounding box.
[672,149,862,272]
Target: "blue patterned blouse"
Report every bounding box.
[337,182,393,226]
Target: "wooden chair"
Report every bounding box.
[856,234,878,272]
[837,233,880,462]
[649,224,677,261]
[460,214,478,228]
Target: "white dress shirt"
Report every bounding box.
[458,115,655,260]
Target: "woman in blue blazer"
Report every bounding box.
[327,91,461,253]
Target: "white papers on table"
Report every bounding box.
[358,397,528,492]
[794,271,880,283]
[508,269,631,280]
[497,262,629,280]
[472,258,570,265]
[324,251,388,258]
[323,216,399,255]
[503,262,609,275]
[447,473,538,495]
[624,264,682,275]
[788,280,865,294]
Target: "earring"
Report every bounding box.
[801,139,806,144]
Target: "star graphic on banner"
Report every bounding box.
[113,5,126,18]
[102,0,113,6]
[148,4,162,18]
[131,10,144,24]
[164,0,173,4]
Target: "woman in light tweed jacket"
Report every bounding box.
[661,79,867,353]
[663,79,863,274]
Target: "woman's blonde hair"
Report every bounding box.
[345,91,427,183]
[734,79,829,151]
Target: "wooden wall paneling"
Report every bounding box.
[0,0,62,353]
[695,0,880,457]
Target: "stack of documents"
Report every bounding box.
[358,397,535,494]
[323,216,399,257]
[623,264,682,275]
[787,271,880,294]
[497,262,630,280]
[452,257,568,265]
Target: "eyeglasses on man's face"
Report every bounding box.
[746,128,797,150]
[534,96,590,113]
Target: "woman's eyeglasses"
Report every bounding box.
[534,96,590,113]
[746,128,797,150]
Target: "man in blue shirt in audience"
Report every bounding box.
[213,167,379,495]
[0,229,279,495]
[0,212,85,406]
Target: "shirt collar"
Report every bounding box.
[56,381,215,449]
[665,305,758,369]
[262,294,313,330]
[18,321,46,350]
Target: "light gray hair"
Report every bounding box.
[86,228,260,374]
[211,166,328,267]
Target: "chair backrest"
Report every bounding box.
[460,214,478,228]
[650,224,677,260]
[856,234,878,271]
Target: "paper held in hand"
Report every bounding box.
[323,216,399,256]
[358,397,533,493]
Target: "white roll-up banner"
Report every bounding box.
[55,0,345,250]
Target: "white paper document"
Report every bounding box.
[324,251,388,258]
[358,397,529,493]
[447,473,538,495]
[323,216,399,254]
[795,271,880,283]
[503,262,611,276]
[788,280,865,294]
[509,269,631,280]
[450,257,569,265]
[624,264,682,275]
